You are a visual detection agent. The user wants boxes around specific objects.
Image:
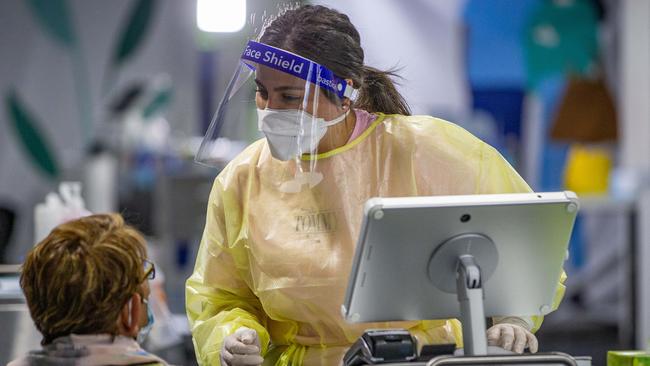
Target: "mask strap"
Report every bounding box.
[126,294,143,327]
[322,109,350,127]
[127,298,133,325]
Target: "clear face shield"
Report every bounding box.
[196,40,357,192]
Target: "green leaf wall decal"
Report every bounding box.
[5,90,60,179]
[142,87,173,119]
[26,0,77,48]
[111,0,156,68]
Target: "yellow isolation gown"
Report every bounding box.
[186,113,566,365]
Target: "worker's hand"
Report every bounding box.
[487,317,538,354]
[221,327,264,366]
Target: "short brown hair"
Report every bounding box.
[20,214,148,344]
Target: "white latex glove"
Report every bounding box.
[221,327,264,366]
[487,317,538,354]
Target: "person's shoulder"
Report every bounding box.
[382,113,470,132]
[381,113,487,149]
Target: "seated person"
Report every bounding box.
[9,214,169,366]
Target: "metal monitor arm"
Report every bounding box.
[428,233,499,357]
[456,255,487,356]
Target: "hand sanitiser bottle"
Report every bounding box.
[34,182,91,243]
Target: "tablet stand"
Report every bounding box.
[427,233,499,356]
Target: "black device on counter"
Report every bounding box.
[343,329,417,366]
[417,343,457,361]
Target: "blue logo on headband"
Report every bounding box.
[241,40,351,99]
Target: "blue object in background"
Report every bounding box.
[464,0,571,191]
[463,0,542,169]
[176,239,190,269]
[567,215,585,271]
[535,75,570,191]
[472,88,525,140]
[471,88,525,166]
[464,0,541,88]
[132,148,157,189]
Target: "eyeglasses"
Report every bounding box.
[143,260,156,281]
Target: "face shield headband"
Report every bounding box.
[241,40,357,100]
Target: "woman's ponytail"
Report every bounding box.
[355,66,411,116]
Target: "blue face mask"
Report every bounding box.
[136,299,154,344]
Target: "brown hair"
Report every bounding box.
[260,5,411,115]
[20,214,147,344]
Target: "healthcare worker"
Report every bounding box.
[187,5,565,366]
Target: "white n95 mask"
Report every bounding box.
[258,108,348,161]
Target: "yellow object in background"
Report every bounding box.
[564,144,612,194]
[607,351,650,366]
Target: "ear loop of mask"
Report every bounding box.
[127,298,133,326]
[126,295,140,329]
